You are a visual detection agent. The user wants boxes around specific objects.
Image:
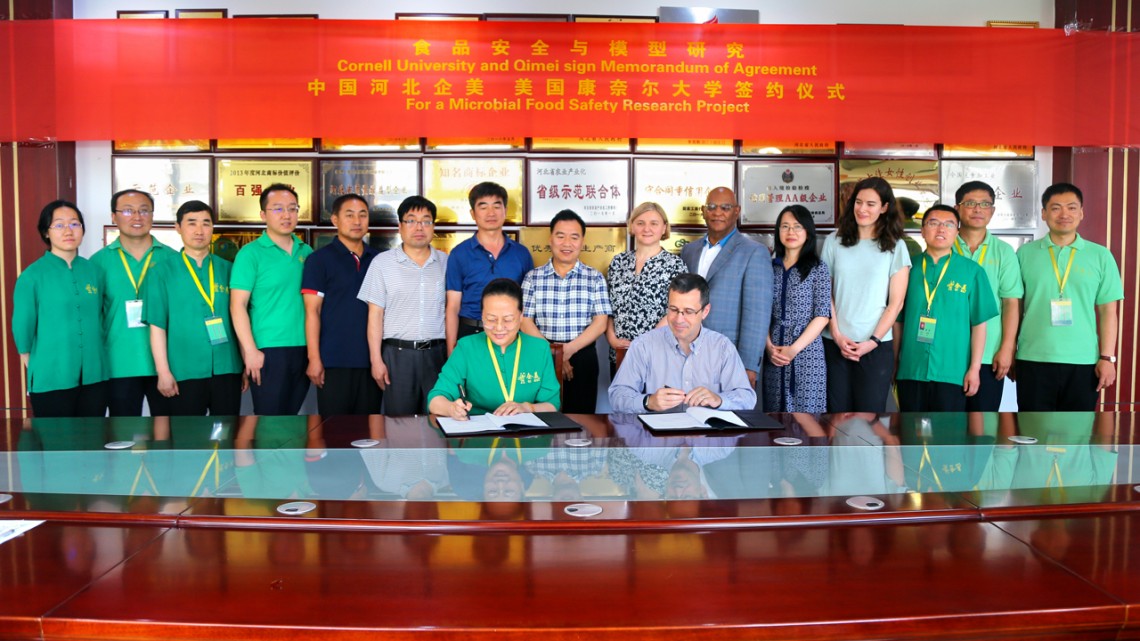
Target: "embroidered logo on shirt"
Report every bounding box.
[85,284,99,294]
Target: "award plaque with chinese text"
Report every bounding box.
[739,140,836,156]
[633,159,734,226]
[519,226,627,276]
[663,230,706,255]
[942,144,1034,159]
[528,159,631,225]
[839,159,940,217]
[940,160,1038,230]
[531,137,631,152]
[636,138,734,154]
[320,159,419,225]
[739,162,835,226]
[210,229,264,262]
[216,159,314,223]
[423,158,524,225]
[112,157,211,223]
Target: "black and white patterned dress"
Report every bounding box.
[606,249,688,366]
[763,259,831,413]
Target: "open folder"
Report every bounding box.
[436,412,582,437]
[638,407,782,432]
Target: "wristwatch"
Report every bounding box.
[1100,355,1117,364]
[643,395,652,410]
[870,335,882,346]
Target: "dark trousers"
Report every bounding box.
[249,346,310,415]
[897,379,967,412]
[1016,360,1099,411]
[169,374,243,416]
[457,320,484,340]
[561,346,599,414]
[823,338,894,413]
[965,365,1004,412]
[108,375,170,417]
[30,381,108,418]
[381,342,445,416]
[317,367,383,416]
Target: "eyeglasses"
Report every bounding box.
[481,316,518,328]
[923,219,959,230]
[266,206,301,215]
[401,219,434,228]
[704,203,736,212]
[114,208,152,217]
[49,221,82,231]
[779,224,805,233]
[958,200,994,210]
[666,305,706,318]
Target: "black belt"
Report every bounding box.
[459,317,483,328]
[383,338,445,350]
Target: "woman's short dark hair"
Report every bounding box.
[773,205,821,280]
[37,199,84,246]
[482,278,523,311]
[836,176,904,253]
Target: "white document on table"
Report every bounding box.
[437,412,548,435]
[0,520,44,545]
[639,407,747,430]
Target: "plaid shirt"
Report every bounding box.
[522,260,612,343]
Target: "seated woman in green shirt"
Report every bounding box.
[12,200,109,417]
[428,278,560,419]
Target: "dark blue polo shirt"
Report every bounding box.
[300,236,379,368]
[445,233,534,320]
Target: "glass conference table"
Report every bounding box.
[1,411,1139,641]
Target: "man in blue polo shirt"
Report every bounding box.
[302,193,381,415]
[445,181,534,355]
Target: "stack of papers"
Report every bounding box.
[437,412,549,436]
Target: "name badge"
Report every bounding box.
[917,316,937,343]
[125,299,144,328]
[204,315,228,345]
[1050,299,1073,326]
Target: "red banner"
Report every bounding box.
[0,19,1136,146]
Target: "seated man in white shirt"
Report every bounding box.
[608,273,756,413]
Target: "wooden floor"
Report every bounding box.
[1,412,1138,640]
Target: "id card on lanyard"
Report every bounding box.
[918,255,951,344]
[1048,245,1076,326]
[119,249,153,329]
[183,252,228,345]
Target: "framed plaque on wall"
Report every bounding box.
[527,158,631,225]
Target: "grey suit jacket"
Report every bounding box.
[680,230,773,377]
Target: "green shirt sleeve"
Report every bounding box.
[970,264,999,326]
[229,245,256,291]
[12,269,36,354]
[535,343,561,410]
[995,240,1023,299]
[1094,246,1124,305]
[142,261,170,330]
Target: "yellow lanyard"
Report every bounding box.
[916,443,944,492]
[486,334,521,403]
[129,457,159,496]
[487,438,523,466]
[1048,245,1077,298]
[1045,456,1065,490]
[953,238,987,266]
[182,251,216,315]
[922,254,952,315]
[118,248,154,297]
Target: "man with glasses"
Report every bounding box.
[445,182,534,354]
[608,273,756,413]
[91,189,177,416]
[953,180,1024,411]
[894,205,997,411]
[230,183,314,415]
[680,187,771,398]
[301,193,380,415]
[358,196,448,416]
[1015,182,1123,411]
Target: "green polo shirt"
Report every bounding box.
[427,332,561,415]
[12,252,108,393]
[1016,234,1124,365]
[143,251,242,381]
[90,237,176,378]
[953,233,1023,364]
[897,252,997,385]
[229,232,313,349]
